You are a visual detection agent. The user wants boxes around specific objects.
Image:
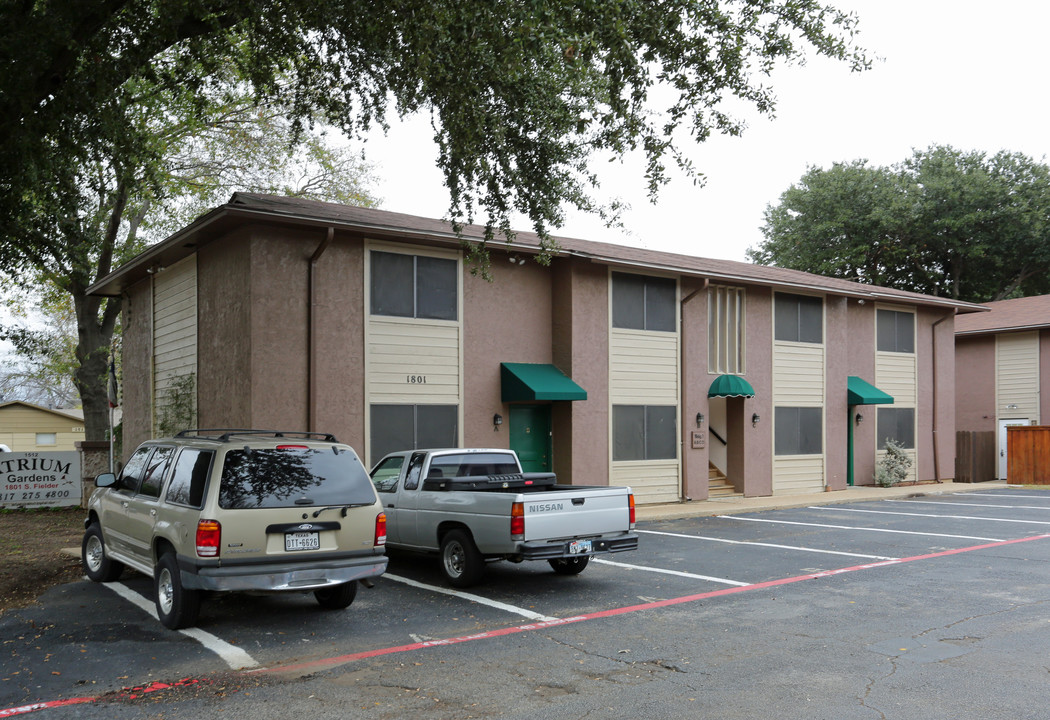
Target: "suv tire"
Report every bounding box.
[314,581,358,609]
[82,523,124,582]
[155,553,201,630]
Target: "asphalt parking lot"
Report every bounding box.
[4,484,1050,719]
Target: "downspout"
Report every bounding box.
[679,278,708,501]
[309,227,334,432]
[930,309,956,483]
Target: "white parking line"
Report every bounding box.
[382,574,558,622]
[809,506,1050,526]
[718,515,1005,542]
[962,493,1050,501]
[639,529,898,561]
[591,558,750,586]
[887,499,1050,511]
[99,581,259,669]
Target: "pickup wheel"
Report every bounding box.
[82,523,124,582]
[548,556,590,575]
[155,553,201,630]
[314,581,358,609]
[440,529,485,588]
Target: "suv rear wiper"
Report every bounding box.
[312,503,373,518]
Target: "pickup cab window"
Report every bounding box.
[404,453,426,490]
[371,456,405,493]
[428,453,519,478]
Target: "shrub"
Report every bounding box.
[875,438,912,487]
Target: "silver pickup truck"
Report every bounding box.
[369,448,638,587]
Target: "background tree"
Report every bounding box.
[1,65,378,441]
[749,146,1050,302]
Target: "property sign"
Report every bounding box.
[0,452,82,508]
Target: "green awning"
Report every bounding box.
[847,376,894,405]
[708,375,756,398]
[500,363,587,402]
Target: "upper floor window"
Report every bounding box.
[709,285,745,373]
[774,292,823,344]
[877,309,915,353]
[371,250,457,321]
[612,272,676,332]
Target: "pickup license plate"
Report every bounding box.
[285,531,320,552]
[568,539,592,555]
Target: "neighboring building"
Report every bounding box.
[87,194,982,504]
[0,401,86,452]
[955,295,1050,480]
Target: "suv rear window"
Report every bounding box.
[218,447,375,509]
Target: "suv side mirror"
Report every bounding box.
[95,472,116,488]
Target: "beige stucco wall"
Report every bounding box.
[954,335,995,433]
[680,278,709,500]
[197,230,253,432]
[846,300,878,486]
[551,258,609,486]
[463,252,552,449]
[741,287,773,496]
[920,308,957,481]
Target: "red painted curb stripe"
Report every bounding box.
[252,533,1050,676]
[7,534,1049,715]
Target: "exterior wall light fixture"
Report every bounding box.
[855,412,864,425]
[751,413,760,427]
[493,413,503,431]
[696,412,704,427]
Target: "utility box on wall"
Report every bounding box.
[1006,426,1050,485]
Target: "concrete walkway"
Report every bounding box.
[635,480,1010,521]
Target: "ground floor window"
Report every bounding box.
[370,404,459,462]
[877,407,915,449]
[774,406,823,455]
[612,405,677,461]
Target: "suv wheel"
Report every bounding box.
[314,581,358,609]
[155,553,201,630]
[82,523,124,582]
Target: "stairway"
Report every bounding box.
[708,462,740,498]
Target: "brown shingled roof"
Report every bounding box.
[85,193,987,315]
[954,295,1050,335]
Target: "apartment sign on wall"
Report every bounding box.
[0,452,81,508]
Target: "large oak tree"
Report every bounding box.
[2,0,869,440]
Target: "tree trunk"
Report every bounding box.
[72,289,122,442]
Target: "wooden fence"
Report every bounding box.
[1007,426,1050,485]
[955,431,996,483]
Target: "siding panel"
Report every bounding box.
[997,332,1039,420]
[152,256,198,430]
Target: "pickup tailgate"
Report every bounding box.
[522,487,631,541]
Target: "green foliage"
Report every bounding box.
[157,374,197,438]
[750,146,1050,302]
[874,439,912,487]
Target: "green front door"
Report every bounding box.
[509,405,551,472]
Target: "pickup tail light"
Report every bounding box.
[196,519,221,557]
[628,494,636,529]
[510,502,525,540]
[374,512,387,547]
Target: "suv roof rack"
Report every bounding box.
[175,429,340,443]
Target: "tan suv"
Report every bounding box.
[82,430,388,629]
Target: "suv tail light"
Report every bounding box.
[511,502,525,540]
[628,494,636,529]
[196,519,221,557]
[374,512,387,547]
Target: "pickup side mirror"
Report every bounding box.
[94,472,116,488]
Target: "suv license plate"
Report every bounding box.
[285,531,320,551]
[568,539,592,555]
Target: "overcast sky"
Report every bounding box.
[363,0,1050,263]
